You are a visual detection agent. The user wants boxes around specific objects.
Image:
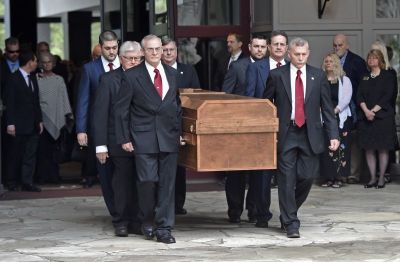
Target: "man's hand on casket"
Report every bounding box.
[122,142,134,152]
[180,136,186,146]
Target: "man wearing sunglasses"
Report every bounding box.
[1,37,20,98]
[1,37,20,188]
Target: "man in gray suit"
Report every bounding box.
[115,35,181,244]
[264,38,339,238]
[221,34,268,225]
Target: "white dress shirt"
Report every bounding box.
[145,61,170,100]
[269,57,286,70]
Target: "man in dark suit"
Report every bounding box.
[5,51,43,192]
[1,37,20,99]
[92,41,143,237]
[1,37,20,183]
[244,30,289,226]
[333,34,368,184]
[221,34,269,225]
[264,38,339,238]
[76,31,120,217]
[213,33,245,91]
[115,34,182,244]
[246,30,289,98]
[161,37,200,216]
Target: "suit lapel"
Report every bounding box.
[305,65,315,104]
[281,65,292,104]
[136,63,162,103]
[162,64,176,103]
[258,59,268,84]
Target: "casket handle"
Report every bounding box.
[190,124,195,133]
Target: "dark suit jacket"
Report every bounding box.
[264,64,339,154]
[342,50,368,101]
[76,58,105,134]
[246,57,270,98]
[1,60,13,100]
[92,67,133,157]
[222,57,251,95]
[176,62,201,89]
[5,70,42,135]
[115,62,182,154]
[246,58,289,98]
[213,52,245,91]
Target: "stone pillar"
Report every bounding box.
[9,0,37,51]
[68,11,92,66]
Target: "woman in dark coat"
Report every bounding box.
[357,49,397,189]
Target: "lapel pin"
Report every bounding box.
[311,77,314,80]
[180,71,184,74]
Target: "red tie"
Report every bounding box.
[108,63,114,71]
[276,62,282,68]
[295,69,305,127]
[153,68,163,97]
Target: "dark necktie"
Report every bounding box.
[27,74,33,92]
[108,63,114,71]
[153,68,163,97]
[276,62,282,68]
[295,69,305,127]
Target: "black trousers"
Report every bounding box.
[110,154,139,228]
[278,125,316,230]
[36,129,60,183]
[135,152,178,234]
[96,158,116,217]
[7,133,39,186]
[225,171,264,218]
[175,165,186,210]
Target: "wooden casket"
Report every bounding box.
[179,89,279,172]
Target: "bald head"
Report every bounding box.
[333,34,349,58]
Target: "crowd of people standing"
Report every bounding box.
[0,29,398,243]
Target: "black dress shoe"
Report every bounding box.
[228,217,241,223]
[21,184,41,192]
[364,181,378,188]
[255,220,268,228]
[7,185,19,191]
[286,228,300,238]
[81,177,96,188]
[376,182,386,189]
[248,217,257,223]
[156,232,176,244]
[114,226,128,237]
[128,224,143,235]
[175,208,187,215]
[141,226,154,240]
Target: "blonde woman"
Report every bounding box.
[320,53,353,188]
[357,49,397,189]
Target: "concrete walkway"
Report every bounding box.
[1,183,400,261]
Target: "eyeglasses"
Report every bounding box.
[163,48,176,53]
[7,50,20,54]
[122,55,143,62]
[144,47,162,53]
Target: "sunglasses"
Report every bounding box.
[7,50,20,54]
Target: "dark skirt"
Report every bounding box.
[358,116,397,150]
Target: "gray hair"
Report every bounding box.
[141,34,161,48]
[119,41,142,55]
[289,37,309,50]
[39,52,55,65]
